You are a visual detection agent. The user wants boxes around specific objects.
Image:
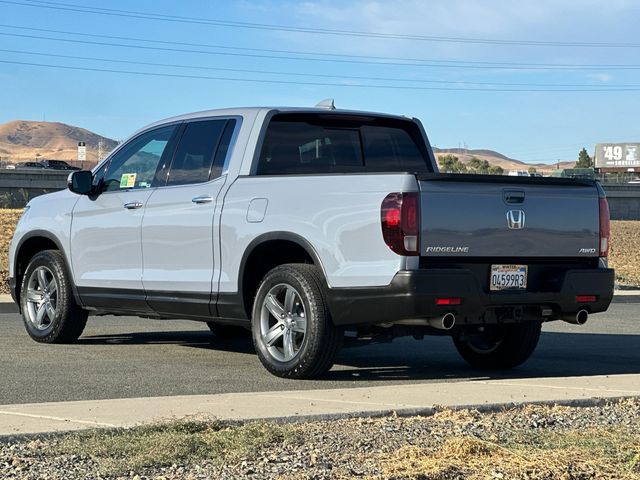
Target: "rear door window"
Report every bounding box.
[165,119,235,186]
[256,114,431,175]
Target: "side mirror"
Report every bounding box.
[67,170,93,195]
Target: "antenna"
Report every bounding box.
[315,98,336,110]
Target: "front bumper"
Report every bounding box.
[326,268,615,327]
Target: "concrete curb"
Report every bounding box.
[0,373,638,440]
[0,294,14,303]
[1,395,635,444]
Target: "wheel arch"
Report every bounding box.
[220,231,327,320]
[13,230,82,309]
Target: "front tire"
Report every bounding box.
[453,321,541,369]
[251,264,341,379]
[20,250,88,344]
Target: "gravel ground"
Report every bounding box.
[2,399,639,479]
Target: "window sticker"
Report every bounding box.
[120,173,137,188]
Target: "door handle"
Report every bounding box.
[123,201,143,210]
[192,195,213,204]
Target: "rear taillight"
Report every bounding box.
[381,192,419,256]
[576,295,597,303]
[599,196,610,257]
[436,297,462,305]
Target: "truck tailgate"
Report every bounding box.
[418,174,600,258]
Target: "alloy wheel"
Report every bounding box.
[25,266,59,332]
[259,283,307,362]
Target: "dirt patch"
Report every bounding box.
[610,220,640,286]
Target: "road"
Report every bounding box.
[0,301,638,405]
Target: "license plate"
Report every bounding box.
[490,264,527,291]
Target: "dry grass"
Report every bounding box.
[0,211,639,294]
[0,208,21,268]
[53,420,298,475]
[383,427,640,479]
[383,402,640,479]
[0,208,23,294]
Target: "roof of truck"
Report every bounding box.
[144,106,413,131]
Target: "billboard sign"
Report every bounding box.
[595,143,640,169]
[77,141,86,162]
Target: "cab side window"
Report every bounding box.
[102,125,177,192]
[165,119,236,186]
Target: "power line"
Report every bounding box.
[3,29,640,72]
[2,58,640,92]
[3,48,639,89]
[2,23,639,69]
[4,0,640,48]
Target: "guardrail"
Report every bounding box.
[0,170,69,208]
[602,184,640,220]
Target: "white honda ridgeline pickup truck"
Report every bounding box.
[9,104,614,378]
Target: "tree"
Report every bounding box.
[575,147,593,168]
[488,165,504,175]
[528,166,537,174]
[467,157,491,174]
[438,154,467,173]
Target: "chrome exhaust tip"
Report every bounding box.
[427,312,456,330]
[562,309,589,326]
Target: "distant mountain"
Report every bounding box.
[433,147,514,161]
[433,147,576,172]
[0,120,118,165]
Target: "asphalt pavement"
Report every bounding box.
[0,301,638,406]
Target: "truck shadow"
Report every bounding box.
[326,331,640,381]
[78,330,640,382]
[78,330,257,355]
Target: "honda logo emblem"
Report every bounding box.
[507,210,525,229]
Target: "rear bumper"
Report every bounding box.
[326,268,615,327]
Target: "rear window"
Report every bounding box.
[256,114,432,175]
[165,119,236,186]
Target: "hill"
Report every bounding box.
[0,120,117,165]
[433,147,576,173]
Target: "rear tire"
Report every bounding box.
[251,264,341,379]
[207,322,250,338]
[20,250,88,344]
[453,321,541,369]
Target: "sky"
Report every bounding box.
[1,0,640,164]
